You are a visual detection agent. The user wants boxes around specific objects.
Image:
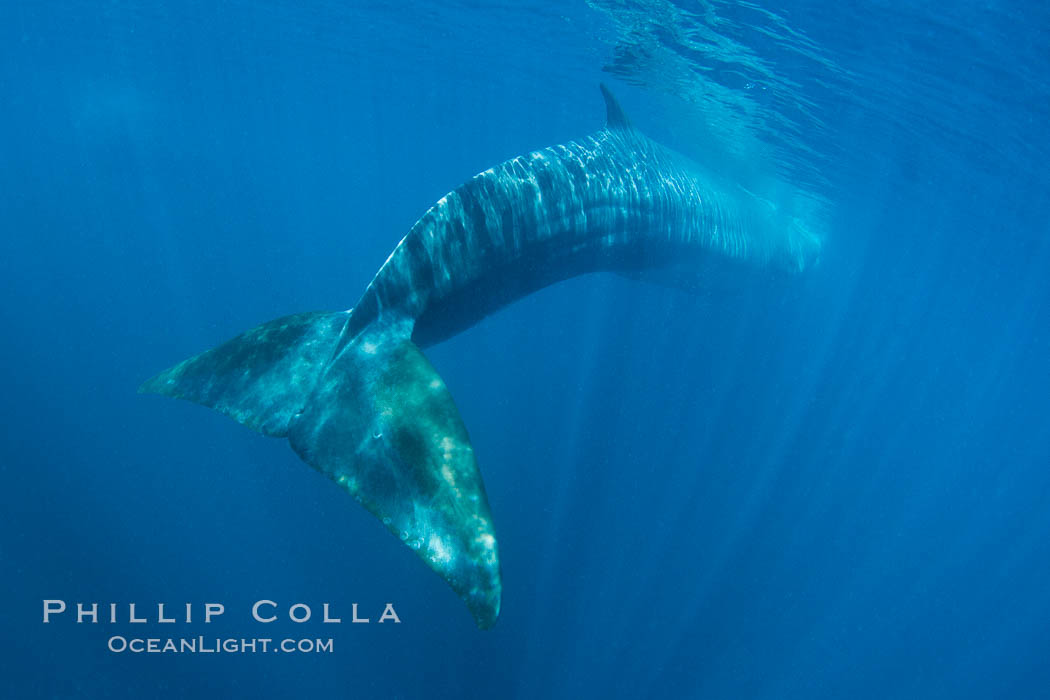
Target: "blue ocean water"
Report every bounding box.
[2,1,1048,697]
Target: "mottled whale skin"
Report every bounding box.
[141,86,820,629]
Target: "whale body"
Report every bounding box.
[141,86,820,628]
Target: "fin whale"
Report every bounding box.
[140,85,821,629]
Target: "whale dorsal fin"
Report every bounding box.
[600,83,633,131]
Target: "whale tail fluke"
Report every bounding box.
[138,310,351,437]
[288,323,502,628]
[140,313,502,629]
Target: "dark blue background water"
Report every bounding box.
[2,1,1048,697]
